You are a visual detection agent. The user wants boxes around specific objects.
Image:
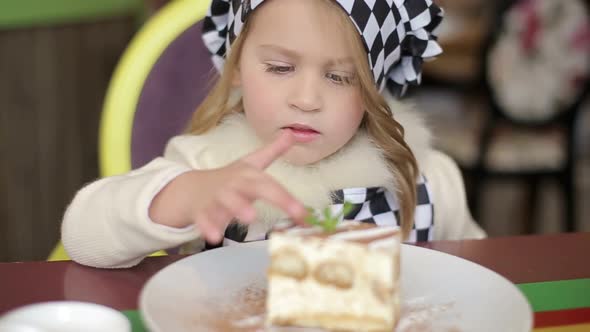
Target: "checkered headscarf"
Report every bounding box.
[202,0,444,96]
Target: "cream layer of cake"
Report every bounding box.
[266,222,401,332]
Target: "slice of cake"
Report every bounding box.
[266,221,401,332]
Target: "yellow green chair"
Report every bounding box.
[48,0,214,261]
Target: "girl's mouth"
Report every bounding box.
[282,124,320,143]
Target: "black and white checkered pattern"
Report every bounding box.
[330,174,434,242]
[202,0,443,96]
[202,0,264,71]
[207,175,434,248]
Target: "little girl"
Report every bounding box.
[62,0,485,268]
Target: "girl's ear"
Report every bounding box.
[232,64,242,87]
[227,87,243,109]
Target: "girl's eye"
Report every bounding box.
[326,72,354,85]
[265,64,293,74]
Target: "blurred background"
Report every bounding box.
[1,0,589,262]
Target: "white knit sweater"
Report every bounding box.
[61,99,485,268]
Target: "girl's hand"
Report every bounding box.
[149,131,307,243]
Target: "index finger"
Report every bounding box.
[241,130,295,170]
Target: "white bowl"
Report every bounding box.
[0,301,131,332]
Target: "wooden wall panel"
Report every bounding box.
[0,18,136,261]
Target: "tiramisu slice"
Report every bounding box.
[266,221,401,332]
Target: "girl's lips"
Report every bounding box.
[282,124,320,143]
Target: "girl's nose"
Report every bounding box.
[287,71,322,112]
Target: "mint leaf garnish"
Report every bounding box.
[304,201,353,233]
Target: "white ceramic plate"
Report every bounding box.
[0,301,130,332]
[140,242,533,332]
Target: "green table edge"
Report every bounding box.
[0,0,144,29]
[517,278,590,312]
[123,310,147,332]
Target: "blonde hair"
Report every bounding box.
[188,0,418,239]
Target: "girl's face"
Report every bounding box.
[235,0,365,166]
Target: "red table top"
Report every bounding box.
[1,232,589,330]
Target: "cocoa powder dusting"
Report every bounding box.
[200,283,459,332]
